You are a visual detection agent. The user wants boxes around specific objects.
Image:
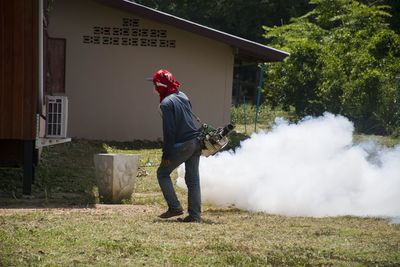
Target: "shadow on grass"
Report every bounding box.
[0,140,106,208]
[0,139,162,209]
[105,140,162,150]
[0,136,247,210]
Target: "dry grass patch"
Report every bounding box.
[1,206,400,266]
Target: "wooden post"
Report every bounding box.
[23,140,35,195]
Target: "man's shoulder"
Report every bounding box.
[161,91,189,106]
[177,91,188,98]
[160,94,175,107]
[160,94,178,111]
[175,91,190,103]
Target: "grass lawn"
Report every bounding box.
[1,127,399,266]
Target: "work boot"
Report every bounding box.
[177,215,201,223]
[158,208,184,219]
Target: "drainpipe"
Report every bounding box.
[254,64,264,132]
[37,0,44,115]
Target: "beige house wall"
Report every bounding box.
[48,0,234,141]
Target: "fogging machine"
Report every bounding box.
[198,123,235,157]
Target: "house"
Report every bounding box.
[0,0,288,194]
[1,0,71,195]
[46,0,288,141]
[1,0,41,195]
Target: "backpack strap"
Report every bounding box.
[172,94,202,124]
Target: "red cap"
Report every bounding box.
[152,69,181,102]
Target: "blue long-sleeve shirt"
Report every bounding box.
[160,91,199,160]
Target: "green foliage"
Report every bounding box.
[361,0,400,33]
[133,0,310,42]
[231,104,296,126]
[264,0,400,135]
[133,0,399,39]
[229,104,298,150]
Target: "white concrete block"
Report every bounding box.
[94,153,139,203]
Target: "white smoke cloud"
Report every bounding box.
[177,113,400,217]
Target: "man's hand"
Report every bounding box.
[161,159,171,167]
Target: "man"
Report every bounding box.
[151,69,202,223]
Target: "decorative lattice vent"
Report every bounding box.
[83,18,176,48]
[122,18,139,27]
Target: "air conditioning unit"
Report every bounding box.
[45,95,68,138]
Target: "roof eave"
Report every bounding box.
[236,49,288,63]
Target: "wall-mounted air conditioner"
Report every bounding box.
[45,95,68,138]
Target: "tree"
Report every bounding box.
[264,0,400,134]
[133,0,310,43]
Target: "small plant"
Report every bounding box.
[231,104,296,131]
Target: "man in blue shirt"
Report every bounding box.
[151,69,202,223]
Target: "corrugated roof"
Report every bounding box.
[95,0,289,62]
